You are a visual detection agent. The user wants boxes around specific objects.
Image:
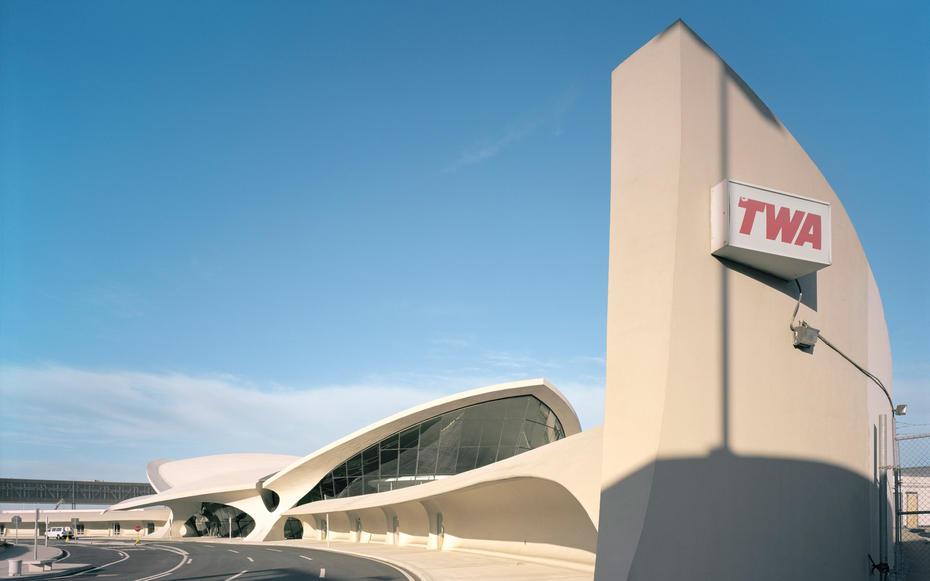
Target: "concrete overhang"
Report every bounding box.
[106,453,299,512]
[263,378,581,506]
[283,425,602,527]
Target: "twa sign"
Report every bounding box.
[711,180,831,280]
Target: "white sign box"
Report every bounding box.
[711,180,831,280]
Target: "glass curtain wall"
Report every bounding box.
[296,395,565,506]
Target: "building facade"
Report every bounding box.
[110,379,602,571]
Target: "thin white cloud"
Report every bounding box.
[0,364,443,475]
[548,380,605,430]
[569,355,606,366]
[0,361,606,480]
[441,124,533,173]
[484,351,559,369]
[440,89,577,173]
[79,281,148,318]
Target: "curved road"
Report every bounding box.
[50,540,415,581]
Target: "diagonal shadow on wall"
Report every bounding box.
[597,448,887,580]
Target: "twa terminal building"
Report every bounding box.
[107,21,897,581]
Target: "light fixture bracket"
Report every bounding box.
[793,320,820,349]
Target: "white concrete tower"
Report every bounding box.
[595,21,894,581]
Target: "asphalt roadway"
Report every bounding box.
[46,539,415,581]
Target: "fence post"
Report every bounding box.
[880,414,888,564]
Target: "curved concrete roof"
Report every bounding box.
[283,425,603,528]
[264,378,581,509]
[108,453,300,512]
[152,453,297,490]
[146,459,173,493]
[107,379,580,518]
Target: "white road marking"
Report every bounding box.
[187,558,193,564]
[300,555,313,561]
[228,549,239,553]
[79,548,131,573]
[247,557,254,562]
[150,545,189,556]
[132,548,189,581]
[266,548,282,552]
[320,568,326,578]
[225,571,248,581]
[203,545,214,548]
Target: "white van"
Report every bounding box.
[46,526,73,540]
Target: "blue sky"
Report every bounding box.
[1,1,927,484]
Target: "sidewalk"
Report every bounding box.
[0,542,92,579]
[264,538,594,581]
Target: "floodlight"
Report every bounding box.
[895,404,907,416]
[793,320,820,348]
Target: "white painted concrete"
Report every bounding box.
[595,20,894,581]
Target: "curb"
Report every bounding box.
[0,544,87,580]
[0,564,95,580]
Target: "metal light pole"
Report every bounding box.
[34,508,39,560]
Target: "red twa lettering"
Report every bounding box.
[737,196,822,249]
[794,213,822,249]
[766,206,806,243]
[737,197,766,235]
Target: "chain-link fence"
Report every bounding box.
[897,433,930,580]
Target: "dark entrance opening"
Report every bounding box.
[283,517,303,540]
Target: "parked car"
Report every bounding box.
[45,526,73,540]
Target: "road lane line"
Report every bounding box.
[78,548,132,573]
[228,549,239,553]
[320,567,326,578]
[266,548,282,552]
[225,571,248,581]
[247,557,254,562]
[132,548,189,581]
[150,545,189,556]
[188,558,193,564]
[300,555,313,561]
